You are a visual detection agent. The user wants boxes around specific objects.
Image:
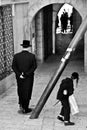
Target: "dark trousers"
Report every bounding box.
[16,75,34,111]
[18,88,30,111]
[60,99,70,121]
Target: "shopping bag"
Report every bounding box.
[69,94,79,115]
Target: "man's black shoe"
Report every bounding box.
[23,108,32,114]
[57,116,64,122]
[64,121,75,126]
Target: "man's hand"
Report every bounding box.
[20,72,25,79]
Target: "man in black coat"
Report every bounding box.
[12,40,37,114]
[56,72,79,126]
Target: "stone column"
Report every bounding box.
[35,10,44,62]
[84,32,87,72]
[52,4,62,54]
[52,11,57,54]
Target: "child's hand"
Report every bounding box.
[63,90,67,95]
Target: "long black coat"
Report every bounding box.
[12,50,37,105]
[57,78,74,101]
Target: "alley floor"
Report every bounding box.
[0,54,87,130]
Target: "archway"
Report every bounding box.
[28,1,83,45]
[30,5,53,62]
[56,3,73,33]
[30,3,83,59]
[28,0,83,27]
[55,3,83,62]
[27,1,87,71]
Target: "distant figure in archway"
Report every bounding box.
[60,9,68,33]
[69,12,73,32]
[56,15,59,28]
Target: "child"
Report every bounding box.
[56,72,79,126]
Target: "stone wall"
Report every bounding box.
[0,73,16,97]
[35,10,44,62]
[0,1,29,96]
[12,2,30,53]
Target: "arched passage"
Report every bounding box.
[28,0,83,26]
[55,4,83,61]
[27,0,87,72]
[28,1,84,46]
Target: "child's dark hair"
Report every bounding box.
[71,72,79,84]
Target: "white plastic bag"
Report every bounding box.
[69,94,79,115]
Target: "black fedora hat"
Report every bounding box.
[20,40,32,48]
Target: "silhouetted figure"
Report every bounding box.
[60,13,64,32]
[70,12,73,32]
[56,15,59,28]
[60,10,68,33]
[12,40,37,114]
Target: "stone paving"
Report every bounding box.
[0,54,87,130]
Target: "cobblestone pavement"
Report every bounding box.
[0,55,87,130]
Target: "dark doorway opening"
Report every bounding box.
[43,4,53,60]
